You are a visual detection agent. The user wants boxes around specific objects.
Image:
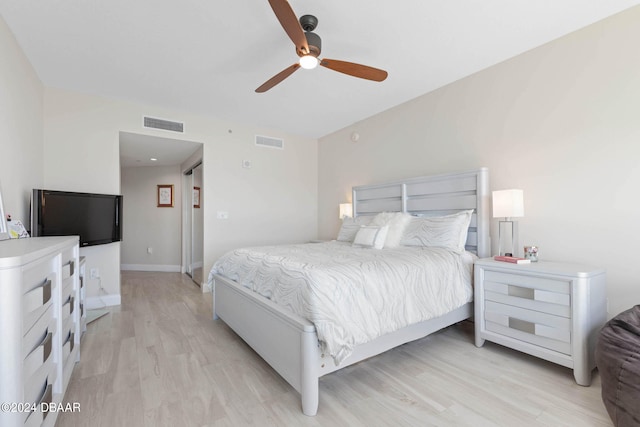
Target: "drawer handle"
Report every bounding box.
[70,296,75,314]
[42,279,52,305]
[508,285,535,300]
[509,317,536,334]
[42,332,53,363]
[68,332,75,353]
[40,384,53,419]
[62,260,75,279]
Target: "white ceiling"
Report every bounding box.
[2,1,639,140]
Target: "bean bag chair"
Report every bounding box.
[595,305,640,427]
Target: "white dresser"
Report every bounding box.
[0,236,81,427]
[474,258,606,386]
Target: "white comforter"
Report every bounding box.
[209,241,475,364]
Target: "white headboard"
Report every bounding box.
[352,168,490,258]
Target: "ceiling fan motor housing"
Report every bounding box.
[302,31,321,57]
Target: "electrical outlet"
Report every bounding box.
[217,211,229,220]
[147,247,153,254]
[90,268,100,279]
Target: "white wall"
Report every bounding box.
[121,165,183,271]
[43,87,318,302]
[318,6,640,317]
[0,16,43,223]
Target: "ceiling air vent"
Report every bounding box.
[255,135,284,150]
[143,116,185,133]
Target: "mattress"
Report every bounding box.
[209,241,475,364]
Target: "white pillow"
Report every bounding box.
[336,216,373,242]
[370,212,412,248]
[353,225,389,249]
[400,210,474,253]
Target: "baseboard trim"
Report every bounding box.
[120,264,181,272]
[86,294,121,309]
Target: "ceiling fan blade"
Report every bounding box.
[268,0,309,55]
[320,59,388,82]
[255,63,301,93]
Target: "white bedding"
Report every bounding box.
[208,241,475,364]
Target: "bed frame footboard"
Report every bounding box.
[213,274,321,416]
[213,274,473,416]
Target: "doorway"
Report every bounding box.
[119,131,203,281]
[184,163,204,286]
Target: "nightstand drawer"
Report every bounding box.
[484,280,571,318]
[484,270,570,294]
[485,321,572,355]
[484,301,571,354]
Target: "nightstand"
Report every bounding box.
[474,258,606,386]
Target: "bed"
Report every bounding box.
[208,168,490,416]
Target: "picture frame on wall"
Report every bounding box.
[193,186,200,208]
[157,184,174,208]
[0,181,9,241]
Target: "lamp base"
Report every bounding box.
[498,220,519,257]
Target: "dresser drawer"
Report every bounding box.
[23,306,54,356]
[62,278,74,302]
[23,356,54,408]
[22,275,55,334]
[22,256,56,294]
[61,294,74,323]
[62,330,75,363]
[484,279,571,318]
[23,331,53,385]
[23,382,53,427]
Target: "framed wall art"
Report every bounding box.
[157,184,174,208]
[193,186,200,208]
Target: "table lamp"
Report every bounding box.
[492,189,524,257]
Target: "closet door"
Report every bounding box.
[184,163,203,286]
[191,164,204,285]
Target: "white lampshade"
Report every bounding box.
[492,189,524,218]
[339,203,353,219]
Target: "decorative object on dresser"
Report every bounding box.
[210,168,491,416]
[474,257,606,386]
[492,189,524,257]
[595,305,640,427]
[0,236,83,427]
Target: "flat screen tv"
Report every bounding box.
[31,189,123,247]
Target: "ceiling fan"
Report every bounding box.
[256,0,388,93]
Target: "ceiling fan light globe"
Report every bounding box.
[299,55,319,69]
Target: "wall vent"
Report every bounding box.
[255,135,284,150]
[143,116,185,133]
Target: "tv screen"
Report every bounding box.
[31,189,123,247]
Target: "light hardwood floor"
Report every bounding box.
[56,271,613,427]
